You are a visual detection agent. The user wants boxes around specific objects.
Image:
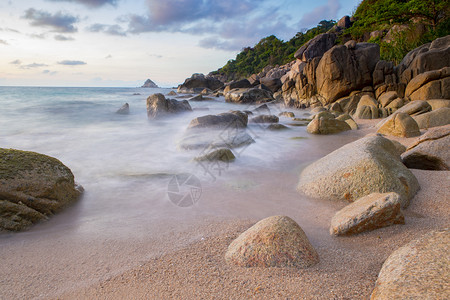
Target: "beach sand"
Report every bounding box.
[2,120,449,299]
[58,121,449,299]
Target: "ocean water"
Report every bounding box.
[0,86,362,298]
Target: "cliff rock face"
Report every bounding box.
[281,35,450,108]
[141,79,159,88]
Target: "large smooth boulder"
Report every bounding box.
[225,88,273,104]
[330,192,405,236]
[306,117,351,135]
[401,124,450,170]
[377,112,421,137]
[177,73,224,94]
[378,91,398,108]
[225,216,319,268]
[297,136,420,208]
[0,149,82,231]
[398,35,450,85]
[371,228,449,299]
[294,33,336,62]
[396,100,432,116]
[427,99,450,110]
[146,93,192,119]
[316,43,380,103]
[412,107,450,129]
[405,67,450,101]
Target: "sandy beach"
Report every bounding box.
[2,120,448,299]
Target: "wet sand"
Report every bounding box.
[1,120,449,299]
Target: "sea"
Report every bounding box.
[0,86,361,298]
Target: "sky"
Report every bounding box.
[0,0,360,87]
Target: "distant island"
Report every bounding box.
[141,79,159,88]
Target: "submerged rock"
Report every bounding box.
[0,148,82,232]
[279,111,295,118]
[146,93,192,119]
[249,115,279,124]
[225,216,319,268]
[267,124,289,130]
[371,228,450,299]
[330,192,405,236]
[297,136,420,208]
[194,148,235,162]
[178,129,254,150]
[116,103,129,115]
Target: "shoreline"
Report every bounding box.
[53,120,449,299]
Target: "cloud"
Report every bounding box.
[105,54,112,59]
[122,0,295,51]
[0,27,20,33]
[87,23,126,36]
[30,32,48,39]
[20,63,49,69]
[23,8,79,33]
[54,34,74,41]
[0,39,8,45]
[58,60,87,65]
[9,59,22,65]
[43,70,58,75]
[46,0,118,8]
[298,0,341,28]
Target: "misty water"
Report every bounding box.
[0,86,362,298]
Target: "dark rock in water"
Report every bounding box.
[141,79,159,88]
[279,111,295,118]
[249,115,279,124]
[267,124,289,130]
[243,110,253,115]
[401,124,450,170]
[146,93,192,119]
[132,93,141,96]
[194,148,235,162]
[116,103,130,115]
[0,148,83,232]
[178,129,254,150]
[189,94,204,101]
[188,111,248,130]
[177,73,224,94]
[253,104,271,114]
[225,216,319,268]
[168,91,177,96]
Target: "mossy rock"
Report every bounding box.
[0,148,82,232]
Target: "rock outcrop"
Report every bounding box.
[141,79,159,88]
[330,192,405,236]
[401,124,450,170]
[0,148,82,231]
[177,73,224,94]
[225,216,319,268]
[294,33,336,62]
[146,93,192,119]
[297,136,420,207]
[405,67,450,101]
[371,228,450,299]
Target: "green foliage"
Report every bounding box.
[211,20,336,81]
[348,0,449,64]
